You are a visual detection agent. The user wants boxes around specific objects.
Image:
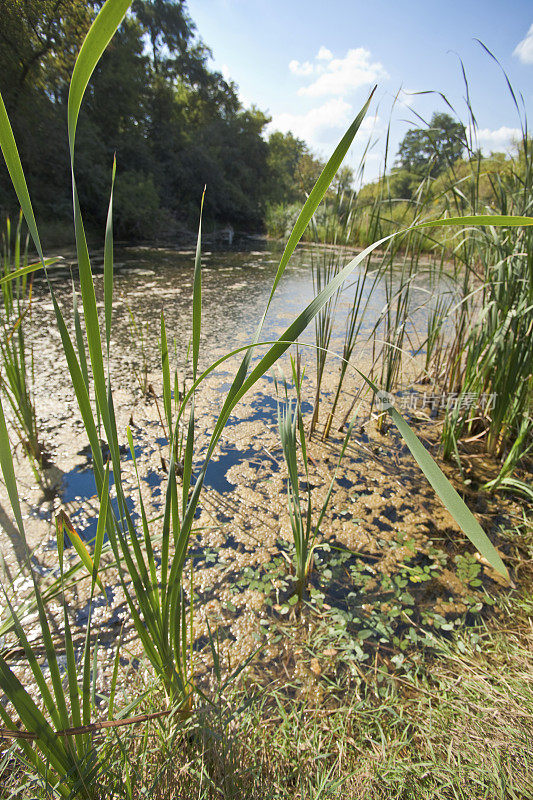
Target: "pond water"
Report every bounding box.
[23,238,452,545]
[1,237,511,689]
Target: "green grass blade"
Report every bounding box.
[210,89,377,441]
[192,189,205,382]
[108,626,123,720]
[0,390,27,537]
[57,521,84,753]
[92,462,110,591]
[73,285,90,393]
[0,657,70,774]
[161,313,172,436]
[181,402,195,517]
[127,426,160,607]
[266,88,377,308]
[56,511,106,594]
[0,92,44,264]
[417,214,533,230]
[356,370,509,580]
[390,403,509,579]
[50,293,103,483]
[71,182,119,467]
[104,157,116,354]
[0,587,61,729]
[0,258,61,285]
[67,0,131,160]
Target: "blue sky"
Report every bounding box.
[187,0,533,182]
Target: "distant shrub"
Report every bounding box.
[264,202,301,239]
[114,170,160,239]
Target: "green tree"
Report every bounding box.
[396,112,466,177]
[131,0,196,76]
[0,1,96,221]
[331,165,354,195]
[0,0,284,237]
[296,151,325,198]
[0,0,93,108]
[266,131,307,205]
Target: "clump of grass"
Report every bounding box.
[437,60,533,495]
[277,360,353,602]
[59,534,533,799]
[0,212,43,472]
[309,245,342,436]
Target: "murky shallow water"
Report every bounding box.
[27,239,450,520]
[1,239,516,697]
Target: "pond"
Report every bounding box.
[23,239,452,532]
[2,238,503,689]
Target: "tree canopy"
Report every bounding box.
[0,0,307,240]
[396,112,466,178]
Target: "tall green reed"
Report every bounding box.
[309,244,342,436]
[430,57,533,489]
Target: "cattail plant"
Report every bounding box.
[278,361,354,602]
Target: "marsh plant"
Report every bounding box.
[0,212,42,470]
[440,89,533,494]
[278,362,354,602]
[0,1,526,796]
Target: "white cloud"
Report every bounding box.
[317,46,333,61]
[289,59,314,76]
[294,47,388,97]
[513,23,533,64]
[476,126,521,152]
[270,98,354,144]
[221,64,231,82]
[359,113,381,133]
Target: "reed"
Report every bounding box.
[0,212,42,471]
[432,60,533,488]
[278,360,354,601]
[309,244,341,436]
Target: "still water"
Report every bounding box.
[26,239,450,544]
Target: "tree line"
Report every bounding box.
[0,0,475,244]
[0,0,328,241]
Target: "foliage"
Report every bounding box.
[396,111,466,177]
[265,131,308,206]
[0,4,529,795]
[113,170,160,239]
[277,366,350,602]
[0,213,41,469]
[264,202,302,239]
[0,0,273,234]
